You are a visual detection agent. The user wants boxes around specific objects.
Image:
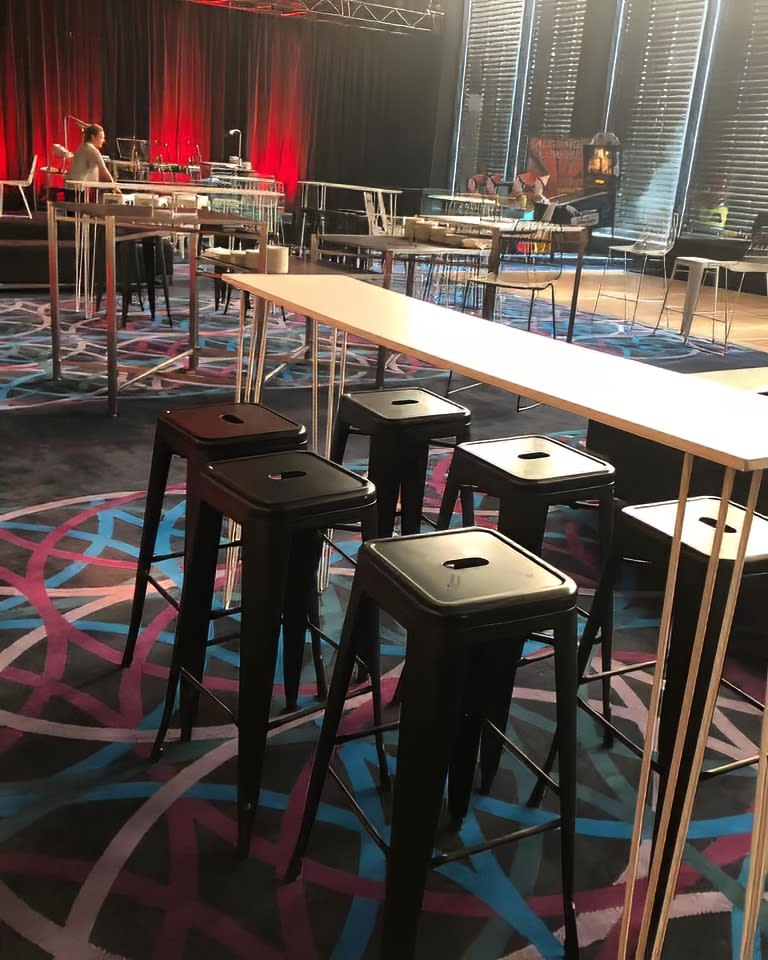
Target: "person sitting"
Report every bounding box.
[64,124,121,199]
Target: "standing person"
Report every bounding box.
[65,124,121,197]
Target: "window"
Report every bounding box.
[520,0,588,143]
[450,0,768,245]
[452,0,526,190]
[682,1,768,239]
[606,0,709,241]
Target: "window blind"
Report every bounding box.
[452,0,525,190]
[520,0,588,143]
[607,0,708,241]
[683,2,768,239]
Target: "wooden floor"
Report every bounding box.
[554,266,768,354]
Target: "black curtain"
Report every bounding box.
[306,22,446,191]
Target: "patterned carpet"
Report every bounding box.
[1,272,766,408]
[0,277,766,959]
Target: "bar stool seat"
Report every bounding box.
[437,434,615,550]
[578,495,768,755]
[123,402,307,667]
[285,527,579,960]
[151,449,378,856]
[574,496,768,927]
[437,434,615,782]
[331,387,471,537]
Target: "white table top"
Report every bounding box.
[420,216,589,253]
[297,180,401,195]
[224,273,768,472]
[421,213,581,234]
[428,193,499,206]
[317,233,488,256]
[65,180,283,199]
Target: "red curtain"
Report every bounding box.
[243,23,317,200]
[0,0,447,206]
[148,5,314,199]
[0,0,103,180]
[148,3,226,168]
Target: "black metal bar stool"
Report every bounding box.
[123,402,307,667]
[284,527,580,960]
[574,496,768,928]
[331,387,471,537]
[95,236,173,327]
[151,449,378,856]
[436,434,615,785]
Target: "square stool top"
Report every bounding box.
[622,496,768,564]
[455,435,614,484]
[361,527,576,616]
[204,450,376,513]
[341,388,470,426]
[162,402,305,445]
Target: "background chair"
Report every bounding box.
[593,212,679,326]
[0,155,38,218]
[658,213,768,352]
[462,225,564,337]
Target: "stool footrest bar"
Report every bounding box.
[484,719,560,796]
[430,818,561,867]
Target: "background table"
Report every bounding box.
[310,232,488,297]
[47,202,262,414]
[420,214,589,339]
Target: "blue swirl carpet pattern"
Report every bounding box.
[0,278,765,959]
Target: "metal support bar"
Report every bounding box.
[182,0,445,32]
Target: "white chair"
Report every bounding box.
[171,192,199,257]
[655,256,723,339]
[462,225,564,337]
[593,212,679,325]
[660,217,768,352]
[0,155,38,218]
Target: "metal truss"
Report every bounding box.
[181,0,445,33]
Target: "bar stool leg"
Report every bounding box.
[597,491,616,731]
[281,528,325,711]
[124,435,174,667]
[398,439,430,534]
[496,499,548,554]
[436,469,463,529]
[647,566,729,933]
[553,609,579,959]
[446,646,488,825]
[150,497,222,760]
[306,587,328,703]
[381,636,470,960]
[237,527,291,856]
[367,435,401,537]
[178,505,225,742]
[476,502,548,790]
[435,463,477,530]
[284,585,372,882]
[140,238,156,321]
[527,542,622,808]
[477,638,525,795]
[459,485,476,525]
[329,413,350,465]
[149,237,172,326]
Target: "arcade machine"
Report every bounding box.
[533,134,621,230]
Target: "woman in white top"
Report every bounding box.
[65,124,121,196]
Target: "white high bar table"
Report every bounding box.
[224,271,768,960]
[47,202,264,414]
